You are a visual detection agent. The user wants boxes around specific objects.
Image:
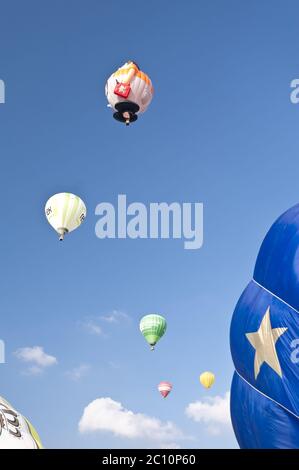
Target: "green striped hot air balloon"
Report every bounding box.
[139,314,167,351]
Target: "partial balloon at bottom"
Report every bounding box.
[230,203,299,448]
[0,396,43,449]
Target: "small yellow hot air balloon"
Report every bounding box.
[199,371,215,389]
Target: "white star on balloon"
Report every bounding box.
[245,306,287,379]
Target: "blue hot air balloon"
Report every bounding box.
[230,203,299,448]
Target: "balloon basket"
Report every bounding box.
[113,101,139,125]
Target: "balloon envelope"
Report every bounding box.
[0,396,43,449]
[158,381,172,398]
[105,61,153,124]
[199,371,215,389]
[139,314,167,350]
[45,192,86,240]
[230,203,299,448]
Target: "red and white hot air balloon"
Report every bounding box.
[158,381,172,398]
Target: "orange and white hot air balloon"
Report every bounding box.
[158,381,172,398]
[105,61,153,125]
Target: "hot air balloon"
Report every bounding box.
[0,396,43,449]
[199,371,215,389]
[139,314,167,351]
[158,381,172,398]
[45,192,86,241]
[105,61,153,126]
[230,203,299,448]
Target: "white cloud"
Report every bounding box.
[185,392,231,435]
[14,346,57,375]
[108,361,120,369]
[23,366,44,376]
[160,443,181,449]
[82,311,129,336]
[82,320,104,336]
[79,397,182,441]
[66,364,91,381]
[100,310,129,323]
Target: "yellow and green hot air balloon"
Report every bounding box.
[45,192,86,241]
[0,396,43,449]
[140,314,167,351]
[199,371,215,389]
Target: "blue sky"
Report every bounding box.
[0,0,298,448]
